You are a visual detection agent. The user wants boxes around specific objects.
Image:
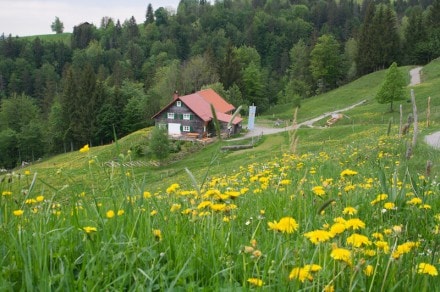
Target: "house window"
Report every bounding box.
[167,112,175,119]
[183,113,191,120]
[176,101,182,107]
[182,126,191,132]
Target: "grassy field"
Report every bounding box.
[1,60,440,290]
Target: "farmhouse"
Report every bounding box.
[152,89,242,139]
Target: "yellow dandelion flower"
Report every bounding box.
[289,267,313,282]
[340,169,358,178]
[324,284,335,292]
[170,204,181,212]
[371,194,388,205]
[372,232,384,240]
[268,217,299,234]
[312,186,326,196]
[2,191,12,196]
[407,197,422,205]
[345,218,366,230]
[329,222,346,236]
[375,241,390,253]
[106,210,115,219]
[383,202,396,210]
[364,265,374,276]
[346,233,372,248]
[83,226,97,233]
[13,209,24,216]
[418,263,438,276]
[197,201,212,209]
[36,195,44,202]
[117,210,125,216]
[143,191,151,199]
[247,278,264,287]
[420,204,431,210]
[210,203,226,212]
[24,170,31,175]
[330,247,352,265]
[392,241,419,259]
[304,229,334,244]
[153,229,162,241]
[79,144,89,153]
[343,206,358,215]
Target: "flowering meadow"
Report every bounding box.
[1,127,439,291]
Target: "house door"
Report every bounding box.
[168,123,181,135]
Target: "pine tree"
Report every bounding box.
[145,4,155,25]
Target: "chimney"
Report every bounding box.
[173,90,179,100]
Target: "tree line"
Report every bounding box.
[0,0,439,168]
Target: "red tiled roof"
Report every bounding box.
[198,89,235,113]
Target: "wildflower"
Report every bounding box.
[371,194,388,205]
[330,247,352,265]
[117,210,125,216]
[312,186,325,196]
[166,183,180,194]
[252,250,262,258]
[343,206,358,215]
[340,169,358,178]
[210,203,226,212]
[392,225,403,234]
[170,204,181,212]
[420,204,432,210]
[364,265,374,276]
[79,144,89,153]
[324,284,335,292]
[83,226,97,233]
[247,278,264,287]
[329,222,346,236]
[372,232,384,240]
[24,170,31,175]
[106,210,115,219]
[383,202,396,210]
[153,229,162,241]
[344,184,356,192]
[375,241,390,253]
[407,197,422,205]
[13,210,24,216]
[346,233,372,248]
[268,217,299,234]
[304,229,334,244]
[143,191,151,198]
[392,241,419,259]
[345,218,366,230]
[280,179,291,186]
[150,210,158,216]
[417,263,438,276]
[36,195,44,202]
[289,264,321,282]
[2,191,12,196]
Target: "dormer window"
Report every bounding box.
[167,112,175,119]
[176,101,182,107]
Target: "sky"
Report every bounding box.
[0,0,182,37]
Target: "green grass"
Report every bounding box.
[21,33,71,44]
[1,60,440,290]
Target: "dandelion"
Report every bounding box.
[304,229,334,244]
[247,278,264,287]
[83,226,97,233]
[371,194,388,205]
[345,218,366,230]
[106,210,115,219]
[24,170,31,175]
[117,210,125,216]
[312,186,325,196]
[79,144,89,153]
[343,206,358,215]
[150,210,158,216]
[383,202,396,210]
[346,233,372,248]
[170,204,181,212]
[2,191,12,196]
[407,197,422,205]
[330,247,352,265]
[417,263,438,276]
[143,191,151,198]
[375,241,390,253]
[289,265,320,282]
[364,265,374,276]
[153,229,162,241]
[36,195,44,202]
[13,210,24,216]
[392,241,419,259]
[268,217,299,234]
[340,169,358,178]
[329,222,346,236]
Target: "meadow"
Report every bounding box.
[1,60,440,290]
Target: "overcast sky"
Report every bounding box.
[0,0,182,37]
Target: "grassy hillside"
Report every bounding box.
[1,61,439,290]
[22,33,71,44]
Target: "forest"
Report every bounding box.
[0,0,439,168]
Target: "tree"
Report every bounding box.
[145,4,155,25]
[309,34,343,93]
[51,17,64,34]
[375,62,406,112]
[149,126,170,162]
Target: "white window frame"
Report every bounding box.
[167,112,175,119]
[176,101,182,107]
[182,126,191,132]
[183,113,191,120]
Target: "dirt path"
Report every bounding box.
[231,99,367,140]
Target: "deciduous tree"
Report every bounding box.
[375,62,406,112]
